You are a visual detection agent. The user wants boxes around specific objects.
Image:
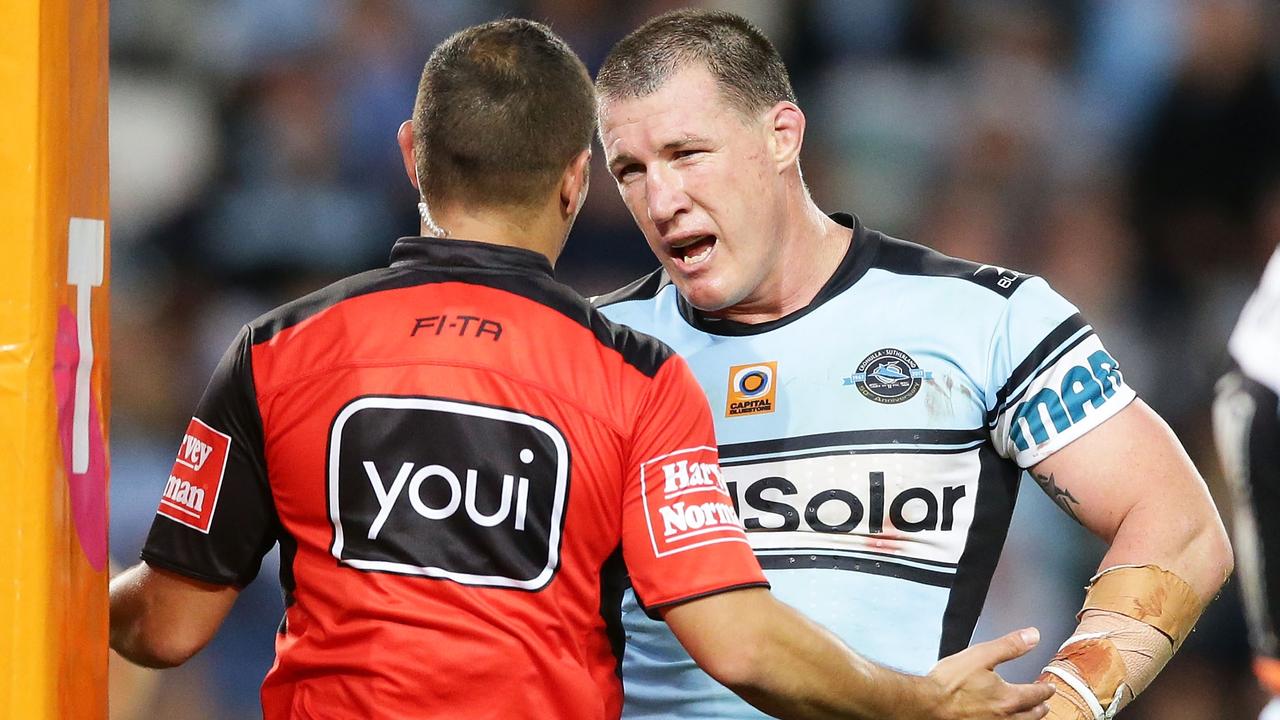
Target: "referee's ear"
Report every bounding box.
[560,148,592,220]
[397,120,420,190]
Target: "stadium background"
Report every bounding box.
[106,0,1278,717]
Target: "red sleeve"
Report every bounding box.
[622,354,768,611]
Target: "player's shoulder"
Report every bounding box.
[869,231,1035,300]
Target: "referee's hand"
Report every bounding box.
[926,628,1056,720]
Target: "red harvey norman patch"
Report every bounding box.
[640,446,749,557]
[157,417,231,534]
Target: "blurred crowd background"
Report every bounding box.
[106,0,1280,717]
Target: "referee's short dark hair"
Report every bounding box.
[596,9,796,118]
[413,19,594,210]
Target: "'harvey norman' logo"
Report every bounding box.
[641,447,749,557]
[157,417,231,534]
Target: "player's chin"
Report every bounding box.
[673,278,738,315]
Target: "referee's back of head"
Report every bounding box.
[411,19,595,213]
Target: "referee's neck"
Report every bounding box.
[422,200,567,267]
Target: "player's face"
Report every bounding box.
[600,66,783,313]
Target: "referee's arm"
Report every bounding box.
[109,562,238,668]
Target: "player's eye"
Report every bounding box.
[672,149,704,161]
[614,163,643,183]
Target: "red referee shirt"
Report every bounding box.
[141,237,767,719]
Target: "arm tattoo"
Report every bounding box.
[1032,471,1082,525]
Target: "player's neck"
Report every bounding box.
[422,202,567,267]
[713,197,852,325]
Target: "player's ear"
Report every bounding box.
[764,101,805,171]
[560,148,591,219]
[396,120,420,190]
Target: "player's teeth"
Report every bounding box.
[683,244,712,265]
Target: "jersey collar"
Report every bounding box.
[389,236,555,278]
[675,212,881,336]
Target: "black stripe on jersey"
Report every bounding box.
[756,553,954,588]
[277,527,298,635]
[720,443,984,466]
[248,236,675,379]
[598,546,628,679]
[985,313,1092,427]
[719,428,987,460]
[872,233,1033,298]
[937,444,1021,658]
[759,545,959,569]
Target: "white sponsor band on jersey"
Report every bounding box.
[716,450,981,565]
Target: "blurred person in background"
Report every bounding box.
[1214,231,1280,720]
[108,15,1057,720]
[592,9,1232,720]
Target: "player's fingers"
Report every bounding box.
[1000,680,1056,713]
[1008,701,1051,720]
[961,628,1042,669]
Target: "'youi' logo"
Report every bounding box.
[328,396,569,591]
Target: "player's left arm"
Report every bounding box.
[1028,399,1233,718]
[1030,398,1232,603]
[109,562,239,668]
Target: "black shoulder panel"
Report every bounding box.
[590,268,671,309]
[526,274,674,379]
[248,266,429,345]
[247,264,675,380]
[873,233,1033,299]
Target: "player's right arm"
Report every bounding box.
[621,354,1054,720]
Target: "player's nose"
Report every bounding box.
[645,165,691,225]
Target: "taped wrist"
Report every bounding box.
[1037,565,1204,720]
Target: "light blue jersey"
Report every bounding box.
[595,214,1135,719]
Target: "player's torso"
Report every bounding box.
[251,266,637,718]
[601,264,1020,718]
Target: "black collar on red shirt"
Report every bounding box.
[389,236,555,278]
[675,212,881,336]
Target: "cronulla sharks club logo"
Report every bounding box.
[844,348,931,404]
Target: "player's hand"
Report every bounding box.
[924,628,1055,720]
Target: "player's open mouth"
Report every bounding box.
[671,235,716,266]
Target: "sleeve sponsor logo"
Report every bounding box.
[725,362,777,417]
[641,446,749,557]
[156,417,231,534]
[1010,349,1125,452]
[328,396,569,591]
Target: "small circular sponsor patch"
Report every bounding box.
[852,348,925,404]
